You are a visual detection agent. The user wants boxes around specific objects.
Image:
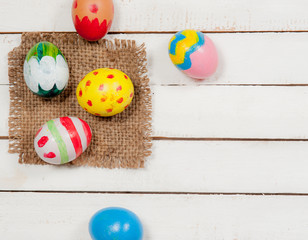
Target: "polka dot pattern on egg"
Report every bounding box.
[76,68,134,117]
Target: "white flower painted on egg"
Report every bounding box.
[23,41,69,98]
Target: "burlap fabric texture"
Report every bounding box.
[8,32,152,168]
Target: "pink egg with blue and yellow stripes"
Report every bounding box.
[168,29,218,79]
[34,117,92,165]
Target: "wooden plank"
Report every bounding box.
[2,140,308,193]
[152,85,308,139]
[2,84,308,138]
[1,0,308,32]
[3,33,308,86]
[0,35,21,85]
[0,86,9,136]
[1,192,308,239]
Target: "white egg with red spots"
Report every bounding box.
[34,117,92,165]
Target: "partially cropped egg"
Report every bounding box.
[168,29,218,79]
[72,0,114,41]
[76,68,134,117]
[34,117,92,165]
[89,207,143,240]
[23,41,69,98]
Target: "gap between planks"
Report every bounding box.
[1,190,308,197]
[153,137,308,142]
[3,84,308,87]
[2,30,308,35]
[2,136,308,141]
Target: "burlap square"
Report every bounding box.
[8,32,152,168]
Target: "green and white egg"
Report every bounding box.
[23,41,69,98]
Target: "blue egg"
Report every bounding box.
[89,207,143,240]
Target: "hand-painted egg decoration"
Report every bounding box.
[168,30,218,79]
[76,68,134,117]
[72,0,114,41]
[23,42,69,98]
[34,117,92,165]
[89,207,143,240]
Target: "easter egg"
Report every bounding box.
[168,30,218,79]
[72,0,114,41]
[23,41,69,98]
[76,68,134,117]
[34,117,92,165]
[89,207,143,240]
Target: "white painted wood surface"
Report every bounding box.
[3,33,308,86]
[1,0,308,32]
[2,139,308,193]
[2,85,308,138]
[1,0,308,238]
[2,192,308,240]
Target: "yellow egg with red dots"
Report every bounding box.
[76,68,134,117]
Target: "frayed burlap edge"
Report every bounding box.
[8,32,152,168]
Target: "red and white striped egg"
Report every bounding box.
[34,117,92,165]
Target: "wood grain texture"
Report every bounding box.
[0,35,20,85]
[1,192,308,239]
[3,33,308,86]
[0,86,9,136]
[1,0,308,32]
[2,84,308,139]
[2,140,308,193]
[1,0,308,238]
[152,85,308,139]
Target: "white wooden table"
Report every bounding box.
[1,0,308,239]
